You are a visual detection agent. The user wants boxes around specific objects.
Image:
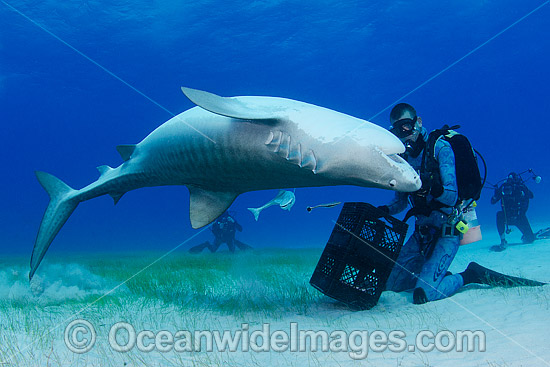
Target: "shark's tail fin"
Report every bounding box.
[247,207,261,221]
[30,171,79,280]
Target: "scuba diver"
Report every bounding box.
[189,212,252,253]
[379,104,544,304]
[490,171,538,251]
[379,103,464,304]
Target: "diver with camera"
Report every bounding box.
[490,170,541,251]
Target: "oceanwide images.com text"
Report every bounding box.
[65,320,486,359]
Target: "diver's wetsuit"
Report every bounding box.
[189,214,251,253]
[491,178,535,244]
[384,128,464,302]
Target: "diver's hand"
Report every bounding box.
[415,185,430,197]
[376,205,390,218]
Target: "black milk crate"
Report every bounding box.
[310,202,408,310]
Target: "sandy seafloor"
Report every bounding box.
[0,226,549,367]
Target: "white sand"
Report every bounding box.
[0,228,548,367]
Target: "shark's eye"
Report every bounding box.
[389,179,397,187]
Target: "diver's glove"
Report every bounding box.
[414,185,430,197]
[376,205,390,218]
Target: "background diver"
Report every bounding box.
[189,212,252,253]
[490,171,540,251]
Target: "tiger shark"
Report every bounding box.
[30,87,421,279]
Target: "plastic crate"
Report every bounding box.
[310,202,408,310]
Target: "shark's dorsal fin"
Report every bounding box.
[181,87,280,120]
[188,186,239,228]
[116,145,136,161]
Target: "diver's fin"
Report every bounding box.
[116,144,136,161]
[463,262,546,287]
[31,171,79,279]
[181,87,281,120]
[247,207,261,221]
[535,227,550,240]
[489,245,506,252]
[188,186,239,229]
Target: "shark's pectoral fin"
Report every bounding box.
[116,145,136,161]
[188,186,239,229]
[181,87,280,120]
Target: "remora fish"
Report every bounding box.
[248,190,296,221]
[306,202,342,212]
[30,87,421,279]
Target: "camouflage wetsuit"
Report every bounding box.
[384,128,465,302]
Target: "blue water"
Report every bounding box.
[1,0,549,258]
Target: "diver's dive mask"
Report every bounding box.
[390,116,418,139]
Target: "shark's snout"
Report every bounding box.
[398,172,422,192]
[373,153,422,192]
